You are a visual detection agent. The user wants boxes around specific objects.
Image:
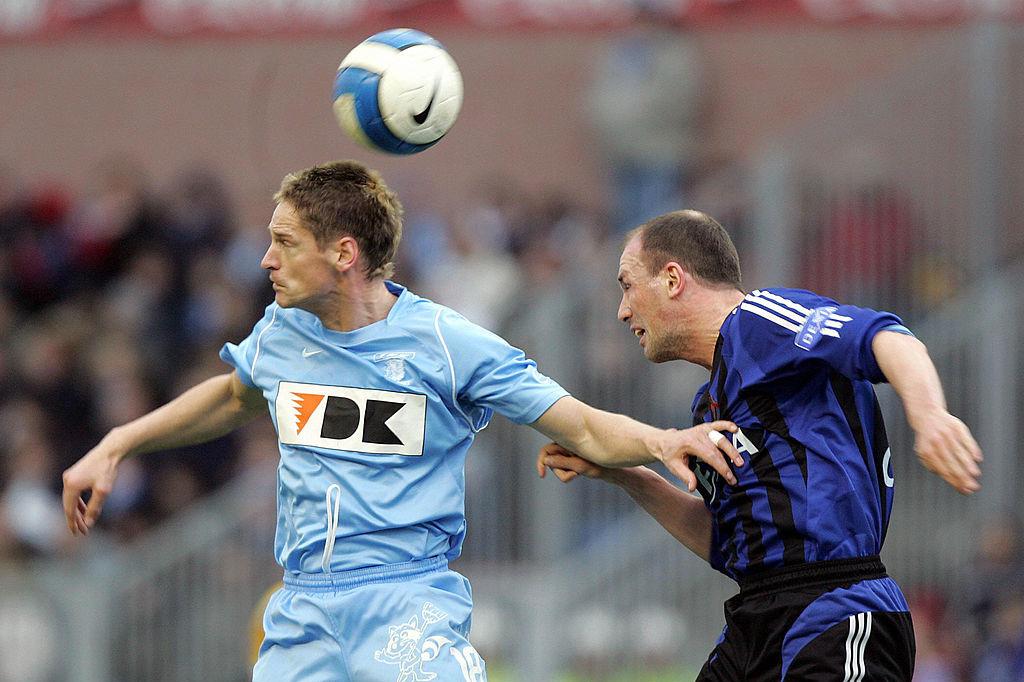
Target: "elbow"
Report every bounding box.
[536,396,590,454]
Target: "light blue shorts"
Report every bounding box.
[253,556,487,682]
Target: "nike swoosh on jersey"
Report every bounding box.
[302,347,323,357]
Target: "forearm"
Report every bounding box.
[872,331,945,428]
[533,397,662,467]
[605,466,712,562]
[104,373,263,461]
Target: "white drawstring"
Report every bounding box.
[321,484,342,573]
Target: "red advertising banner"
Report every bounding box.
[2,0,1022,38]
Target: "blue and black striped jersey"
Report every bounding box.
[690,288,905,581]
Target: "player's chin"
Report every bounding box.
[273,291,295,308]
[644,345,674,364]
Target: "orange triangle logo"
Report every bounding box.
[291,393,325,434]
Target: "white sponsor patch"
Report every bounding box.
[795,306,838,350]
[276,382,426,456]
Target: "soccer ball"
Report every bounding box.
[332,29,463,155]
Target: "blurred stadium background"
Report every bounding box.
[2,1,1023,680]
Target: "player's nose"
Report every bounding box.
[260,245,278,270]
[617,297,630,323]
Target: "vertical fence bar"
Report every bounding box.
[967,22,1009,276]
[750,147,798,287]
[975,275,1019,515]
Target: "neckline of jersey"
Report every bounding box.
[311,280,411,346]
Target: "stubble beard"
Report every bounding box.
[645,328,687,364]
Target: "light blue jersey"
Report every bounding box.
[220,280,568,576]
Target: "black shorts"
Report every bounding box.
[697,556,915,681]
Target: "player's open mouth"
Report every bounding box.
[633,328,646,343]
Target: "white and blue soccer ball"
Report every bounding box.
[332,29,463,155]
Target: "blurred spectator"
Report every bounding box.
[971,595,1024,682]
[907,587,961,682]
[586,2,705,233]
[0,290,17,398]
[391,174,456,291]
[688,160,752,270]
[99,250,182,384]
[461,177,518,257]
[961,514,1024,646]
[181,249,249,349]
[0,400,70,558]
[414,176,535,330]
[8,313,96,468]
[422,219,520,331]
[909,250,962,312]
[162,166,232,258]
[1,182,74,310]
[223,220,272,293]
[65,156,166,290]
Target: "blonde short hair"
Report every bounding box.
[274,160,404,279]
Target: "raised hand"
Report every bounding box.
[62,440,122,536]
[912,410,982,495]
[656,421,743,492]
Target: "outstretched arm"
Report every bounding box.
[62,371,266,535]
[537,444,712,562]
[872,330,982,494]
[531,395,743,492]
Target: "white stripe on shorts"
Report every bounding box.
[843,612,873,682]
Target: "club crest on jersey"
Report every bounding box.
[795,306,837,351]
[276,382,426,456]
[375,602,451,681]
[374,602,486,682]
[374,351,416,383]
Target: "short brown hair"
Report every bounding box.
[274,160,404,279]
[630,210,742,288]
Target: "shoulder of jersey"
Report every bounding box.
[403,292,464,324]
[270,303,311,327]
[736,288,831,335]
[390,291,462,341]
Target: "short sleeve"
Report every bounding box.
[735,289,904,384]
[219,304,279,388]
[434,309,569,427]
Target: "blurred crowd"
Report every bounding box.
[0,159,274,557]
[910,514,1024,682]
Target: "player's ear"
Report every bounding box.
[334,235,359,273]
[663,261,686,298]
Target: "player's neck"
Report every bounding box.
[317,279,398,332]
[691,288,745,370]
